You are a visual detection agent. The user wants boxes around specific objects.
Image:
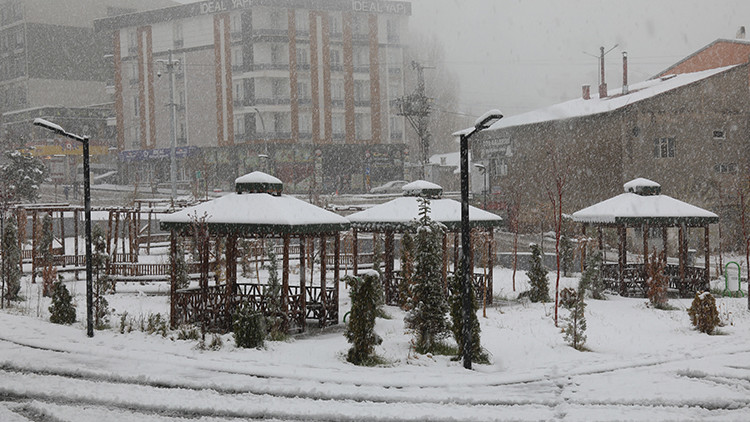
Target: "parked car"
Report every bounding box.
[369,180,408,194]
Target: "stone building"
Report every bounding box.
[472,39,750,248]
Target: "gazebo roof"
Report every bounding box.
[347,196,503,231]
[160,172,350,235]
[571,178,718,226]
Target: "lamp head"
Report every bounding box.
[33,118,65,134]
[474,109,504,130]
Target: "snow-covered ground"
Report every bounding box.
[1,261,749,421]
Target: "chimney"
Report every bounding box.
[622,51,629,95]
[582,84,591,100]
[598,46,607,98]
[737,26,746,39]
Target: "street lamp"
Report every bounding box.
[474,163,487,209]
[457,109,503,369]
[33,118,94,338]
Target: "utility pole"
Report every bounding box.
[397,61,433,179]
[157,50,180,200]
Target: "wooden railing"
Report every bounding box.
[601,262,707,297]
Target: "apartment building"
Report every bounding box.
[95,0,411,193]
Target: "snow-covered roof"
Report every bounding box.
[161,172,349,235]
[160,193,350,234]
[572,179,718,226]
[347,196,503,231]
[402,180,443,197]
[483,65,738,131]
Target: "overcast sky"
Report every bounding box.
[408,0,750,119]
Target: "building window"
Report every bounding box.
[653,137,675,158]
[330,14,342,34]
[14,29,23,49]
[231,45,243,69]
[296,46,308,66]
[234,80,244,101]
[332,114,344,135]
[712,129,725,140]
[133,96,140,116]
[332,80,344,101]
[173,22,183,47]
[230,13,242,34]
[354,80,370,101]
[330,49,341,68]
[299,113,312,134]
[295,10,309,32]
[355,113,371,139]
[234,115,245,135]
[270,10,283,29]
[271,44,282,64]
[271,79,285,99]
[714,163,737,174]
[297,81,309,100]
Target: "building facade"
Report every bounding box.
[95,0,411,193]
[473,40,750,248]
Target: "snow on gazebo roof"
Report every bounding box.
[571,178,718,226]
[160,172,349,235]
[401,180,443,198]
[347,195,503,231]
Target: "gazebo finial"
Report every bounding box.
[235,171,283,196]
[402,180,443,198]
[624,178,661,196]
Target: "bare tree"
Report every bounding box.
[545,140,568,327]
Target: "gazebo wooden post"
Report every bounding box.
[581,224,587,271]
[442,232,448,293]
[662,227,668,261]
[334,233,340,322]
[704,225,710,288]
[147,211,153,254]
[169,230,177,328]
[282,234,290,331]
[299,235,306,330]
[352,228,358,275]
[74,209,79,256]
[598,226,603,253]
[17,209,24,274]
[453,232,459,272]
[384,230,394,304]
[618,225,626,296]
[678,223,685,289]
[226,234,237,323]
[60,211,66,266]
[320,234,327,326]
[487,228,494,306]
[31,211,37,283]
[643,223,649,263]
[112,211,120,263]
[106,210,113,254]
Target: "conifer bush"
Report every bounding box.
[398,230,415,310]
[448,266,489,364]
[2,217,21,301]
[646,251,669,309]
[233,302,265,348]
[561,285,587,350]
[262,245,285,338]
[171,241,190,290]
[344,272,382,365]
[405,198,450,354]
[687,292,720,334]
[560,235,574,277]
[49,280,76,325]
[527,243,551,302]
[579,250,606,300]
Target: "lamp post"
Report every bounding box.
[156,50,180,200]
[33,118,94,338]
[458,109,502,369]
[474,163,487,209]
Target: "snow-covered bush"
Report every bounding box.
[448,266,489,364]
[526,243,550,303]
[49,280,76,325]
[233,303,265,349]
[687,292,720,334]
[37,214,54,297]
[560,235,574,277]
[344,272,383,365]
[405,198,450,354]
[398,230,415,310]
[171,240,190,290]
[579,250,605,300]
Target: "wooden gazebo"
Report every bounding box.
[571,178,719,296]
[346,180,503,305]
[160,172,350,331]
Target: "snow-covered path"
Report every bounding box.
[1,283,750,421]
